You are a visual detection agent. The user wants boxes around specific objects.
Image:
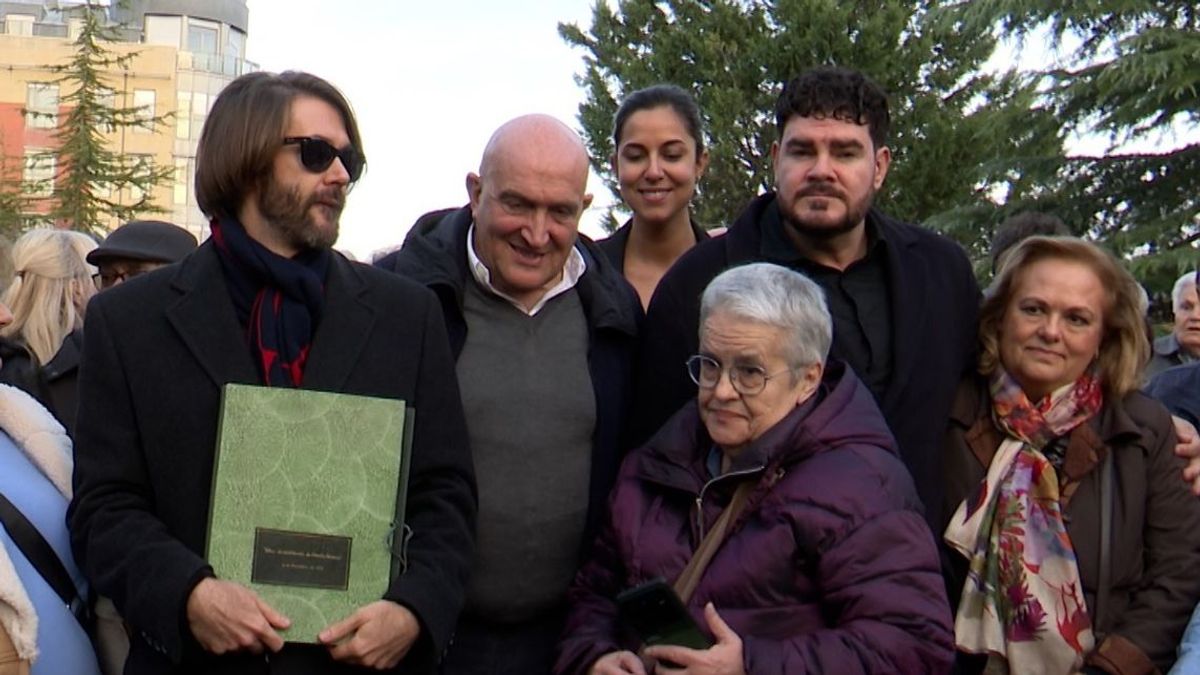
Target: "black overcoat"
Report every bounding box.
[68,243,476,674]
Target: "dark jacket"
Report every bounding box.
[1148,333,1197,379]
[67,244,477,675]
[1146,362,1200,428]
[376,205,640,539]
[0,329,83,436]
[630,193,980,524]
[942,376,1200,675]
[595,217,711,273]
[556,363,954,675]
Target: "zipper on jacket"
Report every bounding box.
[692,465,764,543]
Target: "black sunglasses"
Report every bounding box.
[282,136,364,182]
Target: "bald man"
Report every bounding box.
[376,115,640,674]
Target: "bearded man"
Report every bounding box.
[629,66,980,526]
[68,71,476,675]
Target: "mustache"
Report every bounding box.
[309,188,346,211]
[796,184,845,199]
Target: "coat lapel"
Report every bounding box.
[880,215,925,412]
[300,255,376,393]
[165,244,258,388]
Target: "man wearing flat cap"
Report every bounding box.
[88,220,198,290]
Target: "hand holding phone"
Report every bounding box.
[615,578,711,651]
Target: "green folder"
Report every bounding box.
[205,384,413,643]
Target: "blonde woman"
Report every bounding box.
[0,230,97,436]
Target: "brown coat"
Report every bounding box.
[942,376,1200,675]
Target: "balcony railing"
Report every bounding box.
[177,51,257,77]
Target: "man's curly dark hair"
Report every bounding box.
[774,66,891,149]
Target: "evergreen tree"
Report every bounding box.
[940,0,1199,290]
[26,2,172,237]
[559,0,1064,259]
[0,151,30,238]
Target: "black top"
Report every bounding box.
[0,330,83,437]
[595,216,711,273]
[759,203,893,397]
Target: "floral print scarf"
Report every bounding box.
[944,367,1103,674]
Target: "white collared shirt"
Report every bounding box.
[466,223,587,316]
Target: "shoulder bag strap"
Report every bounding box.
[0,491,84,617]
[673,480,755,605]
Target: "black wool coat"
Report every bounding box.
[68,243,477,675]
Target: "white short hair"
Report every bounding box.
[699,263,832,367]
[1172,271,1198,310]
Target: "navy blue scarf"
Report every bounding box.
[210,217,330,387]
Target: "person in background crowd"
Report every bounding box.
[596,84,712,309]
[1148,270,1200,378]
[631,66,980,527]
[87,220,198,290]
[68,70,476,675]
[0,298,101,675]
[942,236,1200,674]
[0,229,97,436]
[557,263,953,675]
[376,114,639,675]
[989,211,1070,275]
[0,235,15,297]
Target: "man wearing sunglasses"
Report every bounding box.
[376,115,639,674]
[69,71,476,675]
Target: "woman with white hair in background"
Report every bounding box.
[0,229,97,436]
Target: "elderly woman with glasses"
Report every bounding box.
[942,236,1200,674]
[555,263,953,675]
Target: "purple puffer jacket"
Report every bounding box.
[555,363,954,674]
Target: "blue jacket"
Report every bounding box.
[0,386,99,675]
[376,206,640,541]
[1146,362,1200,428]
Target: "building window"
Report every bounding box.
[144,15,181,47]
[23,151,55,197]
[176,91,191,139]
[187,20,218,54]
[128,154,152,203]
[25,83,58,129]
[228,28,246,59]
[5,14,34,36]
[173,158,188,206]
[133,89,155,133]
[98,91,116,133]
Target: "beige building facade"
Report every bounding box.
[0,0,252,240]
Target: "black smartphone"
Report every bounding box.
[615,578,712,650]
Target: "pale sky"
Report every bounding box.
[243,3,1197,260]
[244,0,614,260]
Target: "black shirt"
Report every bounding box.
[759,202,894,398]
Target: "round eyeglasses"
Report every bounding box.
[686,354,796,396]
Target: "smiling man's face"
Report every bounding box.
[466,118,591,310]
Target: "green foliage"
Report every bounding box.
[560,0,1064,242]
[937,0,1200,290]
[561,0,1198,298]
[27,2,173,237]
